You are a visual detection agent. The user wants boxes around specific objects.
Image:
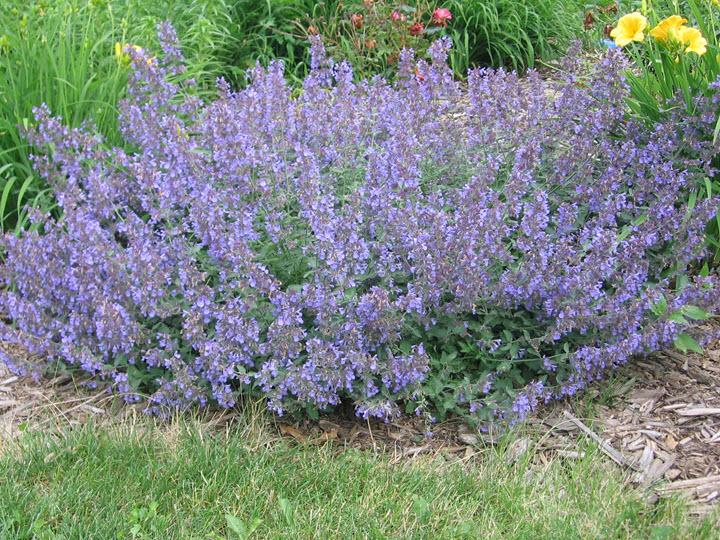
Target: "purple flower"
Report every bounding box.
[2,28,719,425]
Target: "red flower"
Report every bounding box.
[431,7,453,27]
[391,11,406,22]
[408,22,424,36]
[350,13,364,29]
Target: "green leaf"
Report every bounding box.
[681,305,711,321]
[650,295,667,317]
[673,333,703,354]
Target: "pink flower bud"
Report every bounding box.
[391,11,405,22]
[431,7,453,27]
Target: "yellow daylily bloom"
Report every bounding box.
[610,12,648,47]
[649,15,687,42]
[679,27,707,55]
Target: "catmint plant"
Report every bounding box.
[1,23,719,424]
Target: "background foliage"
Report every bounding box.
[0,0,238,233]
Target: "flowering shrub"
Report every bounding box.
[2,24,720,424]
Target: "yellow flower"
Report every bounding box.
[610,12,648,47]
[114,41,124,62]
[114,42,154,66]
[649,15,687,42]
[679,27,707,55]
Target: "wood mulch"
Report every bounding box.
[588,345,720,515]
[1,333,719,516]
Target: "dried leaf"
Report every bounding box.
[309,428,338,445]
[279,424,306,443]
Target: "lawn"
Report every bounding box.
[0,418,716,539]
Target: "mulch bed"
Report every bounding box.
[1,334,719,515]
[590,346,720,515]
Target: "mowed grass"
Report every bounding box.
[0,418,716,539]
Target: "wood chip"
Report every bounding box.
[562,410,639,471]
[309,429,338,445]
[556,450,586,459]
[644,457,676,486]
[664,433,678,450]
[658,403,688,411]
[633,444,655,484]
[627,437,646,451]
[81,404,105,414]
[688,504,717,516]
[676,408,720,417]
[403,445,430,457]
[679,436,694,445]
[656,475,720,492]
[318,419,340,431]
[458,432,479,446]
